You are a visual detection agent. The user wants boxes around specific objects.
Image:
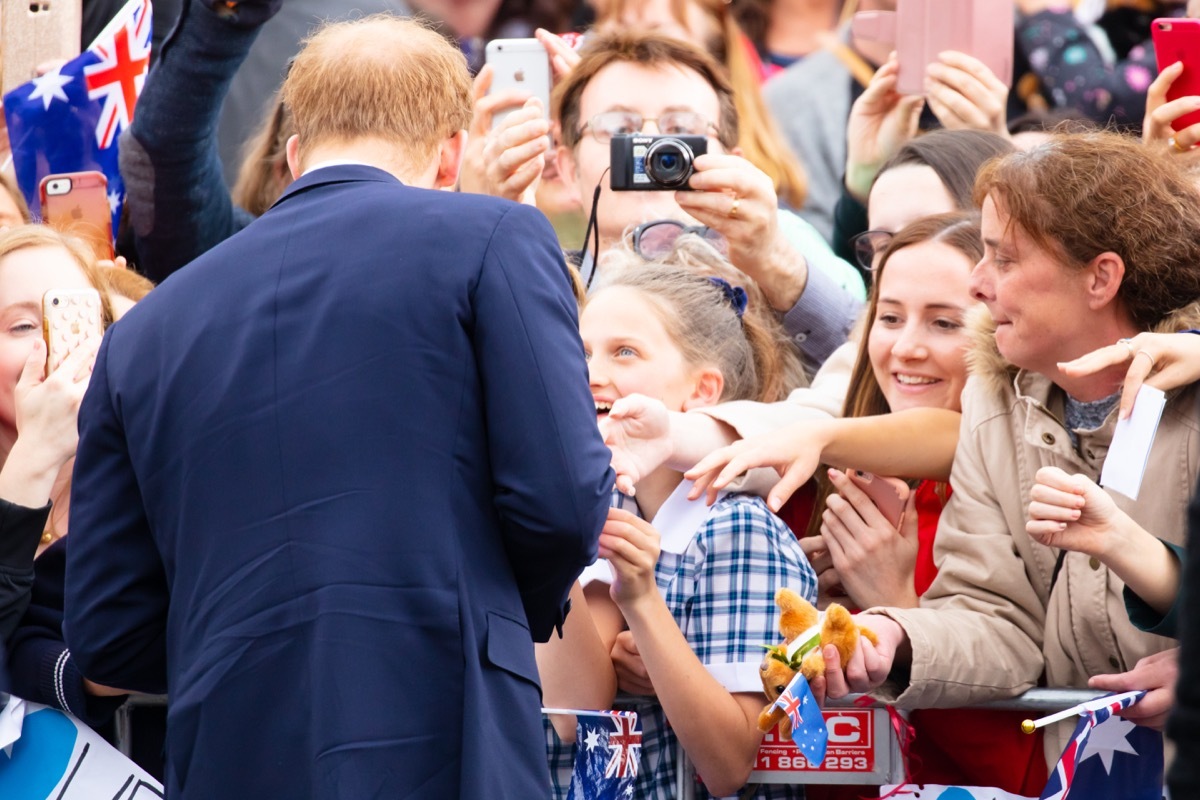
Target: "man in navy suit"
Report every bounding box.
[64,15,614,798]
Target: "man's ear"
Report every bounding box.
[434,130,468,189]
[1084,251,1127,311]
[285,135,302,180]
[682,367,725,411]
[555,143,584,206]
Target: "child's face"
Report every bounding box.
[581,286,704,420]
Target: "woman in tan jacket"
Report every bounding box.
[793,132,1200,762]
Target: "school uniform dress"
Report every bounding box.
[548,483,818,799]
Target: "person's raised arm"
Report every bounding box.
[686,407,960,510]
[121,1,270,281]
[1058,332,1200,418]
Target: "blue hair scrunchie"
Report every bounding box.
[708,277,748,319]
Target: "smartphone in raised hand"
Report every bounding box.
[1152,18,1200,133]
[39,171,114,262]
[43,287,102,374]
[853,0,1014,96]
[485,38,552,129]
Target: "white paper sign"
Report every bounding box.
[0,697,163,799]
[1100,385,1167,501]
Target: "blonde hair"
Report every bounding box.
[596,0,808,208]
[232,89,294,217]
[0,171,31,224]
[0,225,116,328]
[283,15,473,168]
[594,237,803,403]
[96,265,155,304]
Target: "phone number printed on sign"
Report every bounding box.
[755,710,875,773]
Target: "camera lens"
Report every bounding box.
[645,138,694,189]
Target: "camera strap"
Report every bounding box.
[583,168,610,292]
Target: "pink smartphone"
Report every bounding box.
[853,0,1014,96]
[1152,18,1200,133]
[39,171,114,262]
[846,470,910,529]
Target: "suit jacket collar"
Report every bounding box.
[270,164,402,211]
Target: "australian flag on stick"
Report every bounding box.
[3,0,152,237]
[567,711,641,800]
[1040,690,1163,800]
[775,671,829,766]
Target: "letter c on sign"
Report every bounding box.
[826,715,861,744]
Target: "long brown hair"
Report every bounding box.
[805,212,981,539]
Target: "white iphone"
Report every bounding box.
[484,38,552,129]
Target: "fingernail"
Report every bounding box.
[827,468,839,479]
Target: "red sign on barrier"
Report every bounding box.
[755,709,876,773]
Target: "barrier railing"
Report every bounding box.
[114,688,1108,794]
[678,688,1107,800]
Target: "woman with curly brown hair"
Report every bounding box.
[803,130,1200,765]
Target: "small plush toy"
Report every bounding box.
[757,588,878,741]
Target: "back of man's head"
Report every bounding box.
[283,15,472,168]
[552,30,739,153]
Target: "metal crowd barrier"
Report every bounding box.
[677,688,1107,800]
[114,689,1108,795]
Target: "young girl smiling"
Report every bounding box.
[541,242,816,800]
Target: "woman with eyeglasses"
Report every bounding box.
[847,129,1014,280]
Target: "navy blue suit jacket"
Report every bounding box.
[64,165,614,798]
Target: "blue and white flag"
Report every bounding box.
[1040,691,1162,800]
[774,671,828,766]
[2,0,152,235]
[567,711,641,800]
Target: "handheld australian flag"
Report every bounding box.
[774,671,828,766]
[3,0,152,237]
[1040,690,1163,800]
[567,711,642,800]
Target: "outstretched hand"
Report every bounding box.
[1057,332,1200,418]
[599,394,674,496]
[685,422,827,510]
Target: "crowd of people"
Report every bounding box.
[3,0,1200,797]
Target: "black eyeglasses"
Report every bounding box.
[631,219,728,260]
[849,229,894,271]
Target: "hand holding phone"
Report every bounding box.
[1151,18,1200,136]
[484,39,552,130]
[43,288,103,375]
[852,0,1013,97]
[846,470,910,528]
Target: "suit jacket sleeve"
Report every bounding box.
[63,331,170,694]
[472,204,614,642]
